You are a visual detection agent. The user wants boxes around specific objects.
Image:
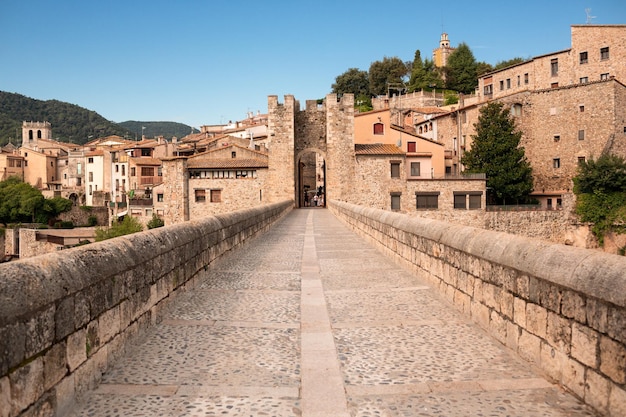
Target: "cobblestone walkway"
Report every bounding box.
[68,209,597,417]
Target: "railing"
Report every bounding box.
[129,198,153,206]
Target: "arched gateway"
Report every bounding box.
[266,94,356,207]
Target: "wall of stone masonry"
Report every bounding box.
[325,94,355,203]
[58,206,109,227]
[267,95,297,203]
[329,200,626,417]
[0,200,292,417]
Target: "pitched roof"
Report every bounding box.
[131,157,161,166]
[187,157,268,169]
[354,144,405,155]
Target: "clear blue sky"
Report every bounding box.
[1,0,625,129]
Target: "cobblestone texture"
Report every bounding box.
[67,209,597,417]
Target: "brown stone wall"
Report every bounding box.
[0,201,292,417]
[353,155,405,210]
[330,200,626,416]
[326,94,355,202]
[188,171,267,219]
[571,25,626,85]
[58,206,108,227]
[161,158,189,226]
[267,95,297,203]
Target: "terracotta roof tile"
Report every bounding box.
[187,158,268,169]
[354,144,404,155]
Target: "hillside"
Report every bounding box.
[0,91,197,146]
[117,121,198,140]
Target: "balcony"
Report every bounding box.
[129,198,153,206]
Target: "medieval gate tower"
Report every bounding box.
[267,93,355,206]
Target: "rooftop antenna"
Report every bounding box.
[585,8,596,24]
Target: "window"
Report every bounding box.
[130,167,136,176]
[88,172,93,182]
[578,156,586,165]
[141,149,151,157]
[580,77,588,84]
[210,189,222,203]
[517,75,520,86]
[524,73,529,84]
[601,47,609,60]
[553,135,560,142]
[115,179,119,190]
[551,82,559,88]
[407,142,416,152]
[231,151,236,158]
[410,162,421,176]
[194,189,206,202]
[511,103,522,117]
[415,192,439,209]
[553,158,561,168]
[551,58,558,76]
[454,194,466,209]
[122,165,125,175]
[141,167,154,176]
[373,122,384,135]
[579,51,588,64]
[579,105,585,112]
[601,73,609,80]
[157,193,164,202]
[76,177,81,186]
[578,130,585,140]
[88,157,94,163]
[484,84,493,95]
[469,194,481,210]
[390,162,400,178]
[115,164,119,173]
[506,78,511,89]
[499,80,504,91]
[390,193,401,211]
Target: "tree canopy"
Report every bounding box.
[445,42,478,94]
[0,177,72,224]
[462,102,533,204]
[573,154,626,246]
[95,215,144,241]
[407,49,444,92]
[368,57,409,96]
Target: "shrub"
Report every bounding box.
[147,214,165,229]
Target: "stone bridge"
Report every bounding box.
[1,201,624,416]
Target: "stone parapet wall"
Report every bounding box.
[0,200,292,417]
[329,200,626,416]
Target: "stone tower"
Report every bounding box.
[433,33,455,68]
[22,121,52,149]
[161,157,189,225]
[267,93,355,205]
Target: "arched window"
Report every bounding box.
[373,122,384,135]
[37,130,42,139]
[418,126,423,134]
[29,130,33,140]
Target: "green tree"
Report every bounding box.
[0,177,72,224]
[331,68,370,97]
[476,61,494,77]
[408,50,444,92]
[368,57,409,96]
[462,102,533,205]
[573,154,626,246]
[445,42,478,94]
[147,213,165,229]
[494,57,526,71]
[95,216,144,241]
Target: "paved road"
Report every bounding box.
[68,209,597,416]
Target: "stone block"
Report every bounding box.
[540,341,564,382]
[608,306,626,345]
[585,369,610,415]
[9,356,44,416]
[562,357,586,399]
[55,296,75,341]
[25,306,55,359]
[470,300,490,330]
[0,376,9,417]
[499,291,514,319]
[98,306,120,345]
[609,383,626,417]
[73,291,90,329]
[43,341,66,392]
[600,336,626,384]
[506,321,520,351]
[518,329,541,364]
[546,311,572,354]
[516,274,530,299]
[0,322,25,376]
[561,290,586,323]
[489,310,507,344]
[66,328,87,372]
[571,323,599,368]
[586,298,608,334]
[513,297,526,328]
[526,303,548,338]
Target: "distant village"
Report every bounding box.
[2,24,625,258]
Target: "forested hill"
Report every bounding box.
[0,91,197,146]
[117,121,199,140]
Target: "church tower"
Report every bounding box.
[433,33,455,68]
[22,121,52,150]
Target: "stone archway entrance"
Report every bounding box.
[296,149,326,208]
